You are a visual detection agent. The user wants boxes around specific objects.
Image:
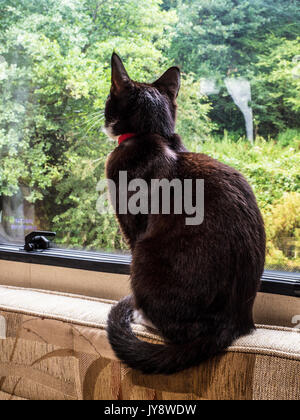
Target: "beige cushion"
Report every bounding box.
[0,285,299,361]
[0,285,299,400]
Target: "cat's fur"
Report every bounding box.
[105,53,266,374]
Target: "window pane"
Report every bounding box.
[0,0,299,271]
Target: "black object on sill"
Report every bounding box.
[24,231,56,252]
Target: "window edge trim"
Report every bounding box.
[0,244,299,297]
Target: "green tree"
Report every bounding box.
[168,0,300,136]
[0,0,174,242]
[170,0,299,77]
[253,37,300,134]
[0,0,213,249]
[161,0,179,10]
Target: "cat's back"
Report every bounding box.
[177,151,253,199]
[178,151,239,178]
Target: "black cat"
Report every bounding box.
[105,53,266,374]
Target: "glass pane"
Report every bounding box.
[0,0,299,271]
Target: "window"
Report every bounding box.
[0,0,299,274]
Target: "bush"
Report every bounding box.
[176,74,214,145]
[277,129,300,148]
[193,132,300,271]
[263,192,300,271]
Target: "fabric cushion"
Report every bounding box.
[0,285,299,400]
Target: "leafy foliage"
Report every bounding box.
[197,133,300,270]
[168,0,300,136]
[0,0,299,270]
[264,192,300,271]
[253,38,300,134]
[170,0,299,76]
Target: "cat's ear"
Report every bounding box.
[153,67,181,100]
[111,53,131,95]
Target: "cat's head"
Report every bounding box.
[104,53,180,141]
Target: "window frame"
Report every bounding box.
[0,243,299,298]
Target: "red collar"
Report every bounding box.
[118,133,137,145]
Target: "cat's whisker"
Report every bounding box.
[79,115,105,131]
[85,119,104,134]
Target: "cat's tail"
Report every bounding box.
[107,296,234,375]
